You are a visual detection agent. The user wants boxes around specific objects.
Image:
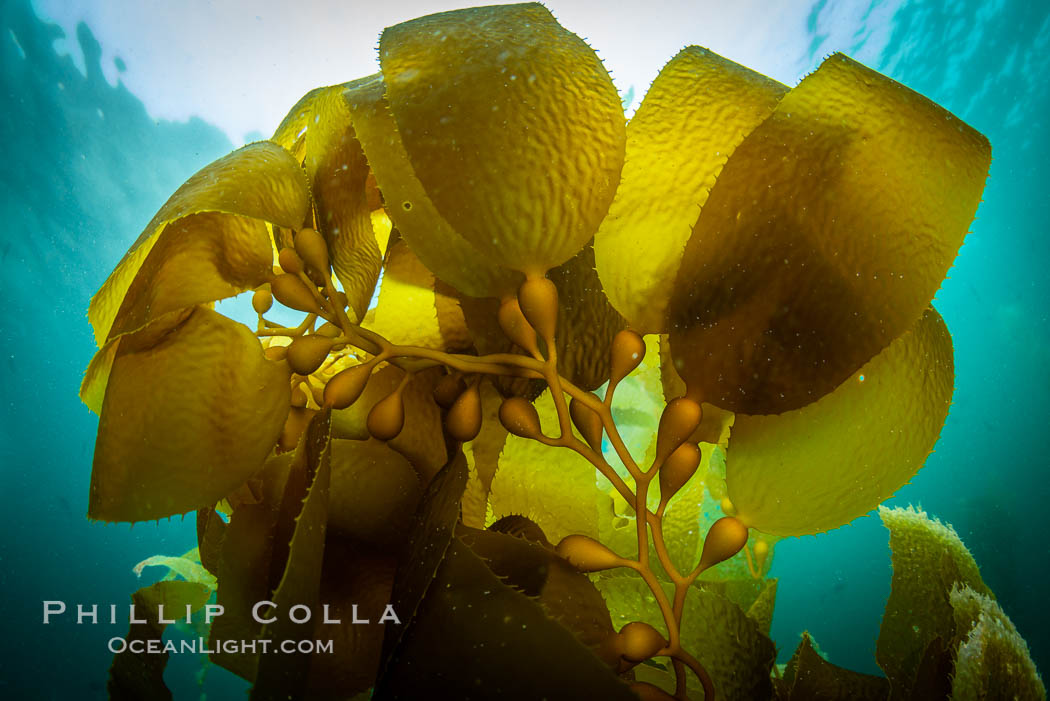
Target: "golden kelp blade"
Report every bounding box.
[726,308,953,536]
[80,335,121,415]
[364,239,469,351]
[546,244,626,391]
[210,452,294,682]
[461,384,508,528]
[89,307,291,522]
[595,47,786,333]
[379,3,625,276]
[250,410,331,698]
[88,142,310,345]
[669,54,990,415]
[270,85,327,157]
[489,389,606,543]
[302,83,382,322]
[346,75,521,299]
[327,438,422,547]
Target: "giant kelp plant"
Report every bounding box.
[80,4,1042,700]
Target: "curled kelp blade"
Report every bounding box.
[669,53,990,415]
[726,308,953,537]
[89,141,310,345]
[594,46,787,333]
[345,73,521,299]
[79,316,144,415]
[89,306,291,522]
[460,525,618,664]
[301,83,383,322]
[384,461,622,696]
[271,85,327,157]
[379,3,625,277]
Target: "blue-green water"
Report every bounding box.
[0,0,1046,697]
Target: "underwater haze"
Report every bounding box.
[1,0,1047,698]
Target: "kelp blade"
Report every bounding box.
[89,141,309,345]
[595,46,786,333]
[669,54,989,414]
[346,75,521,299]
[726,308,953,536]
[379,3,625,276]
[89,307,290,522]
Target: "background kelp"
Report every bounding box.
[75,3,1042,699]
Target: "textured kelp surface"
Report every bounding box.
[67,2,1048,700]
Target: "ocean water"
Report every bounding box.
[0,0,1046,698]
